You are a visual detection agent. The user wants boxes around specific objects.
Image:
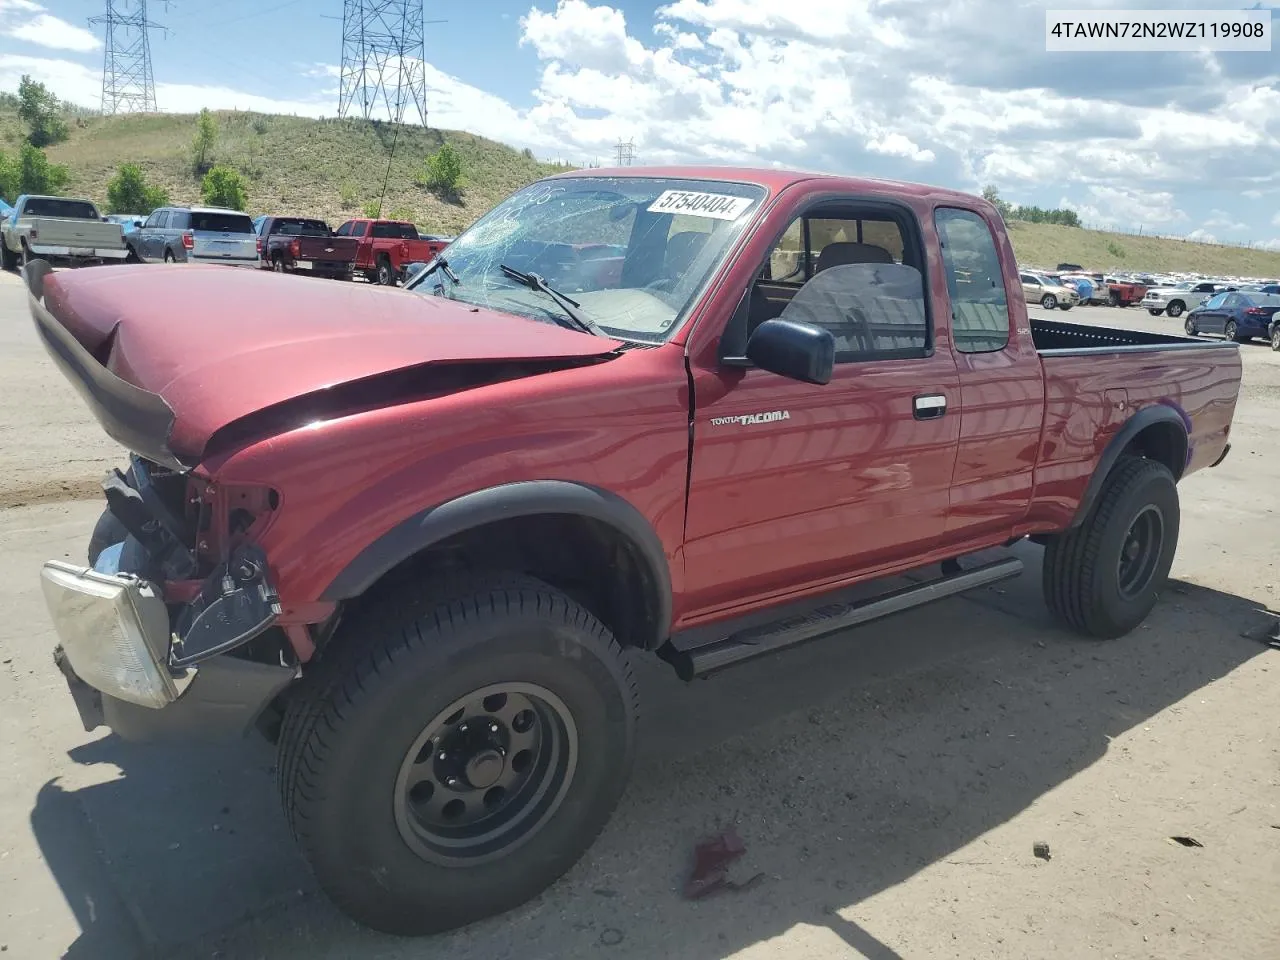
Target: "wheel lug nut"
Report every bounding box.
[460,723,468,732]
[438,751,447,761]
[490,723,499,733]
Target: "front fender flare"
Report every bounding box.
[1068,404,1188,529]
[320,480,673,646]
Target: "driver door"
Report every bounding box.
[1196,293,1227,333]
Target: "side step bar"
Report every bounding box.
[665,556,1024,680]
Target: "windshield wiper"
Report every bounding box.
[413,255,460,288]
[499,264,603,336]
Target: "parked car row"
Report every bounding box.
[0,192,453,287]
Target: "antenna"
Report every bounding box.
[614,139,635,166]
[339,1,441,126]
[89,0,164,114]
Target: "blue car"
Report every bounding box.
[1184,291,1280,343]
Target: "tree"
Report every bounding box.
[200,164,249,210]
[421,142,464,197]
[105,163,169,214]
[192,108,218,173]
[16,143,68,195]
[17,75,68,148]
[981,184,1012,221]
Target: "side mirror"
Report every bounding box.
[404,261,428,282]
[744,318,835,385]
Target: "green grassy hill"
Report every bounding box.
[6,105,1280,276]
[21,108,571,235]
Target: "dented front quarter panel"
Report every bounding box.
[200,343,694,617]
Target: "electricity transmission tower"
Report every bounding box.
[89,0,162,114]
[339,1,432,126]
[614,140,635,166]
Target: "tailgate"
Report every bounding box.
[296,236,358,263]
[192,230,258,262]
[30,218,123,250]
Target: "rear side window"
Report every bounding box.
[397,223,418,239]
[23,198,98,219]
[935,207,1011,354]
[189,212,254,233]
[273,218,331,237]
[371,222,400,239]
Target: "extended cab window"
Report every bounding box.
[753,206,929,363]
[935,207,1011,354]
[23,198,98,219]
[372,222,400,239]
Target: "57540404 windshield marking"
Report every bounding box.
[647,191,753,221]
[710,410,791,426]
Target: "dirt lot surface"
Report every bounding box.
[0,270,1277,960]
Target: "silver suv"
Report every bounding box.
[127,206,259,267]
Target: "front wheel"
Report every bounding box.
[1041,294,1057,309]
[1059,303,1074,311]
[1,242,17,271]
[1185,317,1197,336]
[1165,301,1185,318]
[276,575,638,935]
[1271,327,1280,351]
[376,257,396,286]
[1225,320,1242,343]
[1042,456,1179,639]
[1148,308,1164,316]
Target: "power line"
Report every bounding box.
[89,0,164,114]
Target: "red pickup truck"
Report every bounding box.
[335,218,446,285]
[26,167,1240,937]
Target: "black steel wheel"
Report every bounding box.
[1148,308,1165,316]
[276,574,638,936]
[392,682,578,865]
[1116,505,1164,601]
[1043,456,1179,639]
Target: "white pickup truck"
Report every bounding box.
[1,195,127,269]
[1142,280,1234,319]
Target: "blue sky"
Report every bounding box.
[2,0,1279,248]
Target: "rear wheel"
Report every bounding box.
[1042,456,1179,639]
[1185,317,1197,336]
[376,256,396,286]
[20,240,31,268]
[276,575,638,935]
[1165,300,1185,318]
[1225,320,1242,343]
[1041,293,1057,309]
[1,243,17,271]
[272,257,285,273]
[164,249,175,264]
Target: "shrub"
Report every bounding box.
[3,143,69,196]
[192,108,218,173]
[362,199,381,218]
[200,164,249,210]
[388,206,416,224]
[1106,240,1126,260]
[339,181,359,209]
[105,163,168,214]
[421,142,464,196]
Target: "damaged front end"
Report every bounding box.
[41,455,304,742]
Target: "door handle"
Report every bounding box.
[913,394,947,420]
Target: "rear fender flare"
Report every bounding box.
[1068,404,1189,529]
[320,480,673,647]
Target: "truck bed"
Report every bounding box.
[1030,317,1230,354]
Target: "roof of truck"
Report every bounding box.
[546,165,984,205]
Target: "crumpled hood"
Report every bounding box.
[34,263,622,464]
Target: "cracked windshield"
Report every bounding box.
[407,177,766,341]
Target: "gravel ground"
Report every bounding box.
[0,269,1277,960]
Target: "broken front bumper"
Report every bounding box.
[39,560,296,742]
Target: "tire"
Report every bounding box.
[164,249,175,264]
[20,240,31,268]
[1109,291,1122,307]
[1059,304,1074,311]
[1041,294,1057,309]
[1042,456,1179,640]
[1147,309,1164,316]
[1184,317,1197,336]
[125,246,141,264]
[1165,300,1185,318]
[1225,320,1242,343]
[276,575,638,935]
[1,243,16,271]
[272,257,285,273]
[1271,327,1280,351]
[376,256,396,286]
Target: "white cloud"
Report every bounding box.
[867,133,934,163]
[1185,228,1217,244]
[0,2,100,52]
[1273,212,1280,226]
